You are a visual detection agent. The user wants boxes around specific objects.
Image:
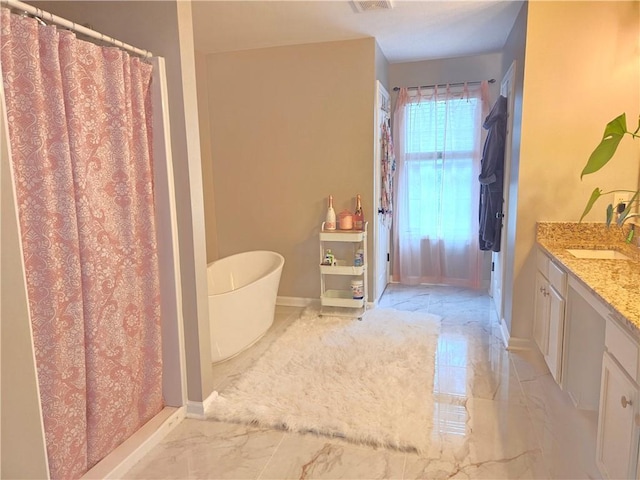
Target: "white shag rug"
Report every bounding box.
[207,307,440,453]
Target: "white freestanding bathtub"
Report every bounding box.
[207,250,285,363]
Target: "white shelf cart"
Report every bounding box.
[319,221,368,318]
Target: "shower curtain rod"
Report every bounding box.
[392,78,496,92]
[0,0,152,58]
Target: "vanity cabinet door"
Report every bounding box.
[597,352,639,480]
[534,271,550,356]
[545,286,565,383]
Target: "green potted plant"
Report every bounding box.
[579,113,640,232]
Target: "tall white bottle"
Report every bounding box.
[325,195,336,230]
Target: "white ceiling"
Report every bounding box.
[191,0,524,64]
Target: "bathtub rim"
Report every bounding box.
[206,250,285,297]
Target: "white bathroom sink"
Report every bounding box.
[566,249,632,260]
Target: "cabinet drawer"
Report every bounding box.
[548,260,567,297]
[536,249,549,277]
[605,317,639,381]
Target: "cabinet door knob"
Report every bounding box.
[621,395,632,408]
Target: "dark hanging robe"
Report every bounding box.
[478,95,507,252]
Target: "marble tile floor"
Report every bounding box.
[124,285,602,479]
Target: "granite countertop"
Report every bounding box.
[536,222,640,332]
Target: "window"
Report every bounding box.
[393,84,485,286]
[404,97,479,240]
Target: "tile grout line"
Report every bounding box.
[401,451,408,480]
[509,352,553,479]
[254,308,302,479]
[256,431,287,480]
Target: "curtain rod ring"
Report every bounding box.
[35,7,46,26]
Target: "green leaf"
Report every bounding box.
[579,188,603,222]
[616,208,629,226]
[606,203,614,226]
[626,228,635,244]
[581,113,627,178]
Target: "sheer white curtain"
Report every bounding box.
[392,82,489,287]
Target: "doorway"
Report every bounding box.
[490,61,516,325]
[373,81,391,303]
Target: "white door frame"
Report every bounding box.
[373,81,391,303]
[491,61,516,326]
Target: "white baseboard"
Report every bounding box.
[186,389,219,419]
[498,318,532,351]
[187,400,206,420]
[507,336,533,350]
[499,318,511,348]
[82,406,185,479]
[276,296,318,307]
[186,401,204,418]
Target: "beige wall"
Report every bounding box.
[1,77,49,479]
[203,38,377,300]
[500,1,528,335]
[389,52,503,101]
[375,41,390,90]
[509,1,640,341]
[173,0,214,404]
[196,50,219,263]
[388,53,504,156]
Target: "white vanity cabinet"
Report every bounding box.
[563,277,606,411]
[535,236,640,480]
[534,249,567,383]
[596,316,640,480]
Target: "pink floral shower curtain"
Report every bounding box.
[1,9,163,479]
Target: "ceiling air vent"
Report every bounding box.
[351,0,394,13]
